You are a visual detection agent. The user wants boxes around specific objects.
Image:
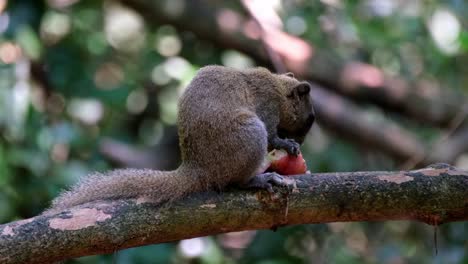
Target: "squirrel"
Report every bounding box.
[47,65,315,213]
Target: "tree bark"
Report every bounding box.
[1,164,467,264]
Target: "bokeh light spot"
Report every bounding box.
[126,89,148,114]
[151,64,171,86]
[40,11,71,45]
[105,3,145,53]
[428,8,461,55]
[179,238,206,258]
[67,98,104,125]
[156,35,182,57]
[221,50,254,69]
[286,16,307,36]
[0,42,21,64]
[164,57,191,80]
[94,63,124,90]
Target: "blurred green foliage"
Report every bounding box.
[0,0,467,263]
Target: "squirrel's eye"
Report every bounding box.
[287,91,295,99]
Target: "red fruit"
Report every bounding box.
[268,149,307,175]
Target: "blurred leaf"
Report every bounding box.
[15,26,42,60]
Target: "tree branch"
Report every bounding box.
[1,164,467,263]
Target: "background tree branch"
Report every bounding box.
[311,84,426,163]
[115,0,468,166]
[117,0,467,128]
[1,164,467,264]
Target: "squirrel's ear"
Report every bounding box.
[285,72,294,78]
[295,82,311,96]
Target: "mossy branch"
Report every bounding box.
[1,164,467,263]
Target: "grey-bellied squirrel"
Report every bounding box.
[47,65,315,212]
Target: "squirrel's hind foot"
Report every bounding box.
[243,172,288,193]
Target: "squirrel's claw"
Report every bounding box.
[283,139,300,156]
[243,172,287,193]
[271,137,300,156]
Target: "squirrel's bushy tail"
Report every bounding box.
[46,166,200,213]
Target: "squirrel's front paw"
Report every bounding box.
[271,137,300,156]
[282,139,300,156]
